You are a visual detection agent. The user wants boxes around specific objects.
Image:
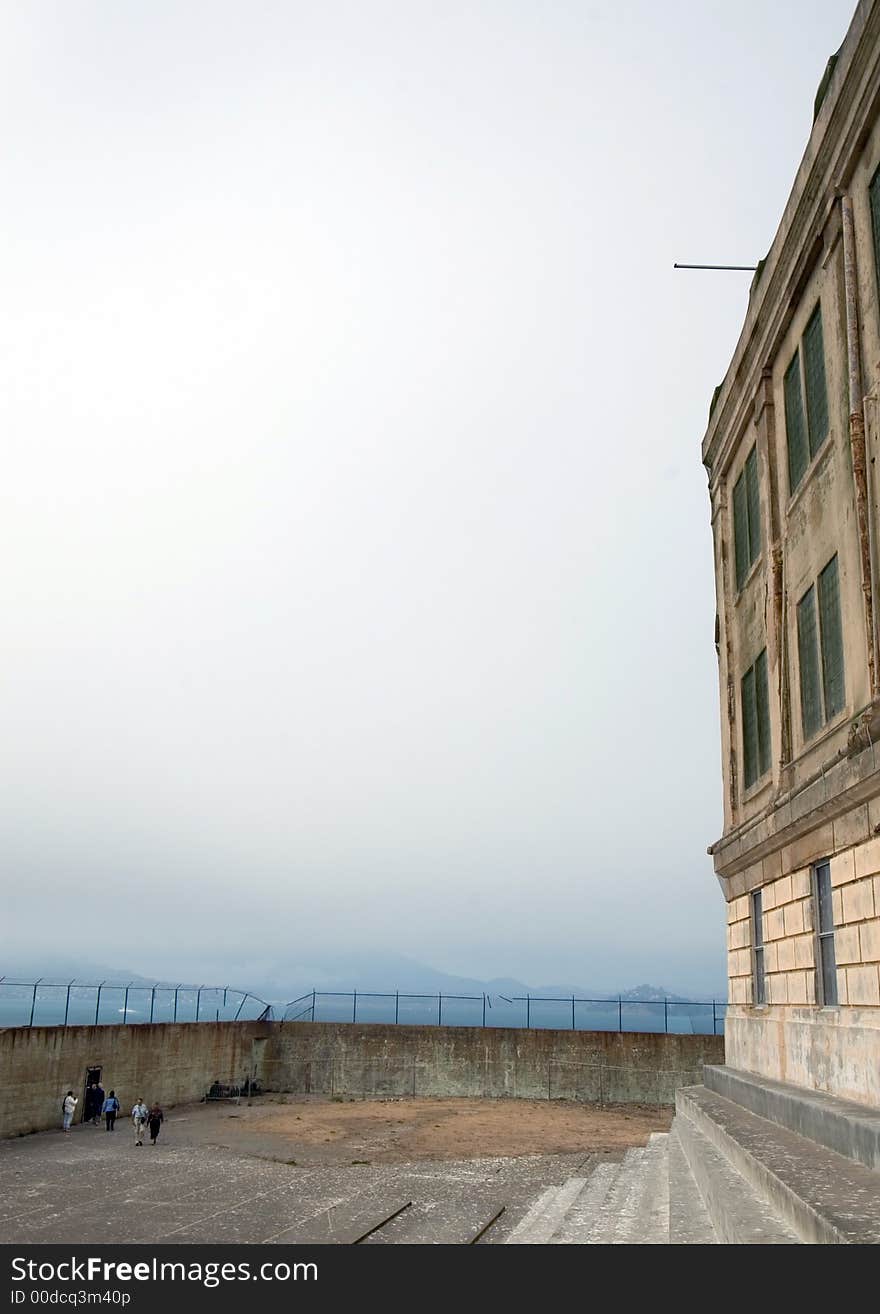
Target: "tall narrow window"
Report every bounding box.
[869,162,880,305]
[741,648,771,789]
[752,890,765,1005]
[733,445,761,590]
[797,586,823,740]
[802,306,829,454]
[784,303,829,495]
[814,861,838,1006]
[784,351,809,493]
[818,555,845,720]
[797,554,845,741]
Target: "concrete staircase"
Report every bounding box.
[506,1133,700,1244]
[506,1067,880,1243]
[673,1067,880,1244]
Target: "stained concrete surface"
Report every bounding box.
[0,1096,669,1245]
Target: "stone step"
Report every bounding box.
[667,1126,716,1244]
[504,1176,590,1244]
[610,1132,669,1244]
[673,1103,799,1244]
[677,1084,880,1244]
[577,1145,664,1244]
[703,1065,880,1173]
[585,1146,645,1242]
[549,1162,620,1243]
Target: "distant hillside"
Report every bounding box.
[0,952,725,1005]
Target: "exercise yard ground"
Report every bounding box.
[0,1096,672,1244]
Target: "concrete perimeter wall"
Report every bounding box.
[0,1021,724,1139]
[264,1023,724,1106]
[0,1022,271,1139]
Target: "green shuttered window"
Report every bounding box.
[784,352,809,493]
[741,647,771,790]
[797,553,845,742]
[797,587,822,740]
[818,555,845,720]
[803,306,828,455]
[755,648,771,777]
[870,163,880,306]
[784,303,829,495]
[733,445,761,590]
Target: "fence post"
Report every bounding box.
[482,993,486,1027]
[196,986,203,1023]
[123,985,130,1025]
[312,989,316,1022]
[95,982,104,1026]
[64,981,73,1028]
[571,994,575,1030]
[395,991,399,1024]
[618,997,622,1032]
[173,986,180,1024]
[526,994,530,1028]
[150,987,156,1024]
[438,993,442,1026]
[29,979,41,1028]
[352,990,357,1023]
[712,1000,717,1035]
[664,998,668,1034]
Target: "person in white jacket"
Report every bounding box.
[61,1091,77,1132]
[131,1098,149,1146]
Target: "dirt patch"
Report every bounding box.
[198,1096,672,1165]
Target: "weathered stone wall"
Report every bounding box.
[725,827,880,1106]
[263,1023,724,1106]
[0,1021,724,1139]
[701,0,880,1111]
[0,1022,271,1139]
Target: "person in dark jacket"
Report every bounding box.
[92,1082,105,1125]
[102,1090,120,1131]
[148,1103,164,1145]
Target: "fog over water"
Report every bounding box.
[0,2,856,995]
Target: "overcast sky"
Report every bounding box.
[0,1,858,995]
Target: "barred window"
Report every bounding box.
[752,889,766,1005]
[813,862,838,1006]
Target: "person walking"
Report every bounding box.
[102,1090,120,1131]
[61,1091,77,1132]
[147,1102,164,1145]
[92,1081,105,1126]
[131,1098,149,1146]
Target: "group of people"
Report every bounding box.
[61,1084,165,1145]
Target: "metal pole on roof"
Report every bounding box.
[673,263,757,270]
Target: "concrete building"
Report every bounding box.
[703,0,880,1110]
[656,1,880,1243]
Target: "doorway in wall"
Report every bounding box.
[83,1066,102,1124]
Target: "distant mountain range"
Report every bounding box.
[0,951,725,1005]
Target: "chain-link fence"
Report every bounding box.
[284,990,726,1035]
[0,979,273,1028]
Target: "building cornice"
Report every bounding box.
[702,0,880,486]
[710,730,880,879]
